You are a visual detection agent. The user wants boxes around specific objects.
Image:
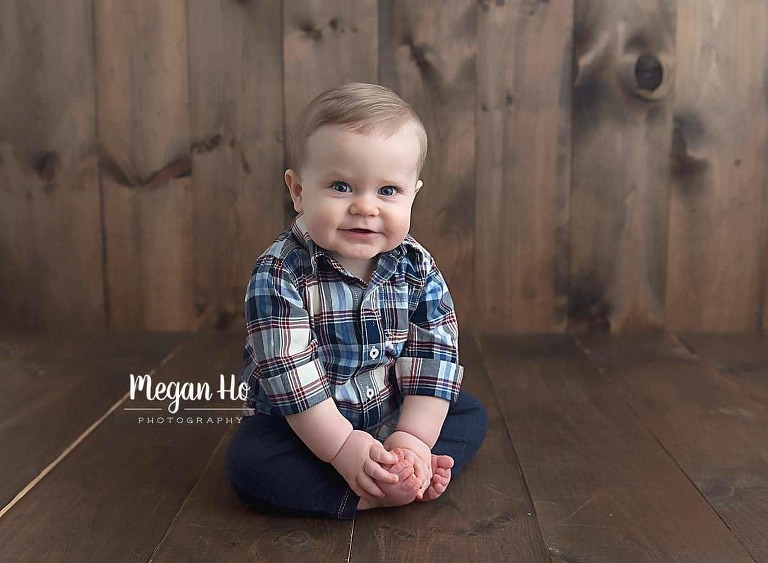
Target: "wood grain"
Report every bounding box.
[350,333,550,562]
[667,0,768,331]
[0,333,188,511]
[187,0,286,331]
[569,0,676,332]
[383,0,476,324]
[577,332,768,561]
[151,429,354,563]
[0,0,104,331]
[480,332,751,561]
[98,0,196,330]
[0,331,241,562]
[283,0,379,167]
[2,2,768,335]
[475,0,573,332]
[677,333,768,411]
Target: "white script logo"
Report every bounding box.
[129,373,248,413]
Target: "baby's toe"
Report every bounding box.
[435,475,450,489]
[390,459,415,481]
[423,485,442,501]
[404,472,422,493]
[433,454,454,470]
[434,466,451,479]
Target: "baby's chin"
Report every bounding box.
[348,248,397,260]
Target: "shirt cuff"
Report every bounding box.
[394,357,463,403]
[259,358,331,415]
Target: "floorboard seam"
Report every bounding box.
[346,516,355,563]
[472,331,551,555]
[669,333,697,356]
[147,425,235,562]
[0,341,186,521]
[574,334,758,563]
[671,334,768,414]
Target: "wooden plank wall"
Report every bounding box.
[570,0,677,333]
[1,0,767,334]
[667,0,768,332]
[0,1,104,331]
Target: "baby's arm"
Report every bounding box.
[396,394,450,448]
[384,395,450,496]
[286,397,398,499]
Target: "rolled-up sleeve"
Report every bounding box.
[395,261,463,402]
[244,257,330,415]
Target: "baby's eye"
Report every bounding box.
[331,181,352,193]
[379,186,398,197]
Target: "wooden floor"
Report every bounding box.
[0,330,766,562]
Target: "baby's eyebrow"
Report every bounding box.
[323,170,352,180]
[323,171,409,187]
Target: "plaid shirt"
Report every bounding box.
[239,215,463,440]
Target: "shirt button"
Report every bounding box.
[369,347,379,359]
[366,387,375,399]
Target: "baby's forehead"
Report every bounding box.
[319,118,417,139]
[299,118,425,175]
[309,122,417,151]
[303,125,419,177]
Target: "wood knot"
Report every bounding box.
[568,273,612,332]
[700,478,736,505]
[35,151,62,184]
[242,152,252,174]
[215,311,236,330]
[671,115,708,178]
[145,158,191,189]
[191,134,224,154]
[405,38,432,74]
[299,22,322,41]
[619,52,674,101]
[278,530,311,547]
[635,54,663,91]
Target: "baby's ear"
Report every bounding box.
[285,169,303,213]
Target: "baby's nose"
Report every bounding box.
[350,196,379,216]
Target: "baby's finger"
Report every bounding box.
[363,458,398,484]
[357,474,386,498]
[369,443,398,465]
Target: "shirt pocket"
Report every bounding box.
[382,286,410,357]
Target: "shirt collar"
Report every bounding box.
[290,214,412,279]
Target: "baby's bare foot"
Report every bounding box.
[418,454,454,502]
[358,448,421,510]
[378,449,422,505]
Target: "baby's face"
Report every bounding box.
[286,123,422,278]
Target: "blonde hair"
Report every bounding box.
[289,83,428,174]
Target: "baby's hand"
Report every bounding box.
[383,431,432,498]
[330,430,399,500]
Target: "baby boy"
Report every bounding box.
[225,83,487,519]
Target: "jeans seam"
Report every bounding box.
[338,488,351,519]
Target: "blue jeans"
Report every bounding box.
[225,390,488,519]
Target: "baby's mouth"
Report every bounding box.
[346,228,375,234]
